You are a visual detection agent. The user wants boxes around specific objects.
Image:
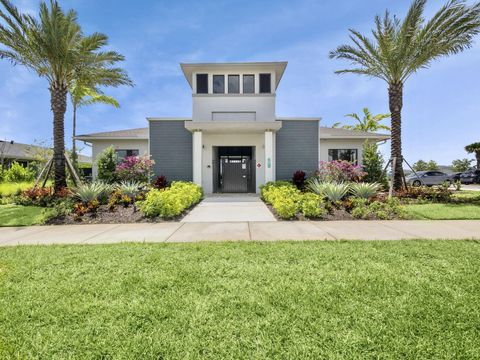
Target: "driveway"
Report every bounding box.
[462,184,480,191]
[181,194,276,222]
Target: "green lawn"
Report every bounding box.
[404,203,480,220]
[0,204,44,226]
[0,241,479,359]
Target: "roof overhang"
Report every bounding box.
[185,121,282,133]
[74,136,148,141]
[180,62,288,90]
[320,134,390,141]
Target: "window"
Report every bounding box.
[115,149,139,162]
[213,75,225,94]
[228,75,239,94]
[196,74,208,94]
[259,73,271,93]
[328,149,358,164]
[243,74,254,93]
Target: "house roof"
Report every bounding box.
[75,124,389,141]
[75,127,149,140]
[0,141,92,163]
[180,61,288,90]
[319,127,390,140]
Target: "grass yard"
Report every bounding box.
[0,204,44,226]
[404,203,480,220]
[0,241,479,359]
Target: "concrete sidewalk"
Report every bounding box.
[0,220,479,246]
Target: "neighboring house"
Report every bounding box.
[0,140,92,168]
[76,61,389,194]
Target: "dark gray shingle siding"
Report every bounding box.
[276,120,319,180]
[149,121,192,181]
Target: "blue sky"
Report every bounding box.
[1,0,479,165]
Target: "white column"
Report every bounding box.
[264,131,274,183]
[192,131,202,185]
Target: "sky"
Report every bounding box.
[1,0,479,165]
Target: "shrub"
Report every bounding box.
[351,198,405,220]
[74,182,113,204]
[300,193,326,218]
[139,181,202,218]
[362,141,387,186]
[307,179,350,202]
[115,155,155,183]
[152,175,168,189]
[96,146,118,183]
[16,187,54,207]
[116,180,142,199]
[40,198,75,223]
[3,162,35,183]
[396,186,451,202]
[315,160,366,183]
[292,170,306,190]
[350,182,380,199]
[260,181,296,203]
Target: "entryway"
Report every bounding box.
[181,194,276,222]
[213,146,255,193]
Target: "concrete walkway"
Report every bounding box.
[0,220,479,246]
[181,195,276,222]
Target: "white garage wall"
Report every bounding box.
[320,139,374,166]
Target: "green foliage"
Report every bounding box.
[412,159,438,171]
[351,198,405,220]
[74,182,113,204]
[350,182,380,199]
[2,162,35,183]
[115,181,142,199]
[300,193,326,218]
[40,198,75,224]
[260,182,301,219]
[307,179,350,202]
[465,142,480,168]
[139,182,202,218]
[451,158,474,172]
[396,186,452,203]
[0,204,44,226]
[333,108,390,132]
[362,141,386,186]
[96,146,118,183]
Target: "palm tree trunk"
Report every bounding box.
[72,103,77,169]
[50,81,68,191]
[388,82,405,191]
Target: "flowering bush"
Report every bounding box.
[315,161,366,183]
[115,155,155,183]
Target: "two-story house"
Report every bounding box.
[76,61,389,194]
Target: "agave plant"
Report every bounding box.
[74,182,113,203]
[307,179,350,202]
[350,182,380,199]
[116,180,142,199]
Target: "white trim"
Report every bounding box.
[264,131,274,183]
[192,131,203,185]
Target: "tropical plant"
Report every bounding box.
[362,141,387,185]
[3,162,35,183]
[307,179,350,202]
[116,180,142,199]
[350,182,380,199]
[0,0,132,191]
[70,81,121,168]
[115,155,155,183]
[333,108,390,132]
[316,160,366,183]
[300,193,326,218]
[451,158,474,172]
[74,181,112,203]
[96,146,118,183]
[412,159,438,171]
[152,175,168,189]
[465,142,480,169]
[329,0,480,190]
[292,170,306,189]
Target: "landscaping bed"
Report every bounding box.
[0,241,478,359]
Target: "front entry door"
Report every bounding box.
[216,146,255,193]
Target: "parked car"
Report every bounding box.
[459,169,480,184]
[406,171,452,186]
[450,172,463,182]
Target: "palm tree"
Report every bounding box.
[329,0,480,190]
[70,80,120,169]
[333,108,390,132]
[465,142,480,169]
[0,0,131,191]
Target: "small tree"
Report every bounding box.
[452,158,473,172]
[465,142,480,169]
[362,141,386,186]
[96,146,117,183]
[413,160,438,171]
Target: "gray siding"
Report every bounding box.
[149,121,192,181]
[276,120,319,180]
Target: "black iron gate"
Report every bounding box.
[220,158,252,193]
